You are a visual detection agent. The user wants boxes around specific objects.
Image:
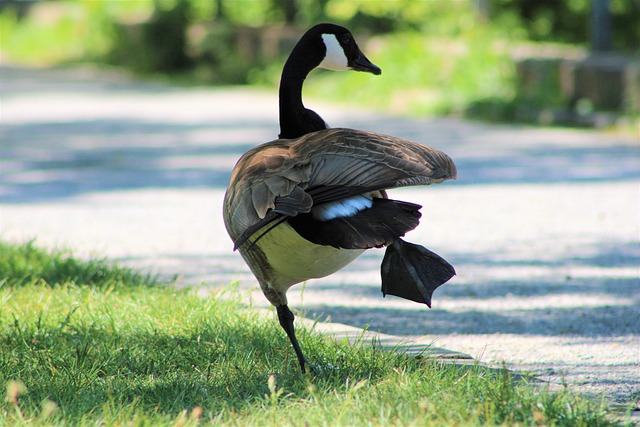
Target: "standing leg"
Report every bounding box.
[276,305,309,373]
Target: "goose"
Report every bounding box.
[223,24,457,373]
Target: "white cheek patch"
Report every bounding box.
[319,34,350,71]
[312,194,373,221]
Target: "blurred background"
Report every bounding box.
[1,0,638,128]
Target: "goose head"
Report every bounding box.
[314,23,382,74]
[279,23,381,139]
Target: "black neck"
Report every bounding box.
[278,51,327,139]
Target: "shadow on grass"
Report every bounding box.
[0,243,625,424]
[0,241,435,420]
[3,308,464,421]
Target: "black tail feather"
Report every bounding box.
[380,239,455,307]
[289,198,421,249]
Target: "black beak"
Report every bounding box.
[352,52,382,75]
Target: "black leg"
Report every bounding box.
[276,305,309,373]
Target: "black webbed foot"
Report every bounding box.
[380,239,455,307]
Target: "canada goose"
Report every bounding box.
[223,25,457,373]
[278,23,381,139]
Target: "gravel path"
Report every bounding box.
[1,66,638,412]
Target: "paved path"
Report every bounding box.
[1,66,639,411]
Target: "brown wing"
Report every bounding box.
[301,128,456,189]
[223,128,456,249]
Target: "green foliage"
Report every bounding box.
[492,0,640,51]
[302,29,517,117]
[0,241,629,426]
[190,22,255,84]
[221,0,276,27]
[0,2,113,65]
[2,0,637,68]
[108,0,192,73]
[1,0,636,122]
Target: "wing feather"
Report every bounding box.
[223,128,456,248]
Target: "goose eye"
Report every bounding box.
[340,34,352,44]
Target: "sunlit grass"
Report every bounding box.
[0,241,630,426]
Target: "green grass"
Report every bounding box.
[0,241,631,426]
